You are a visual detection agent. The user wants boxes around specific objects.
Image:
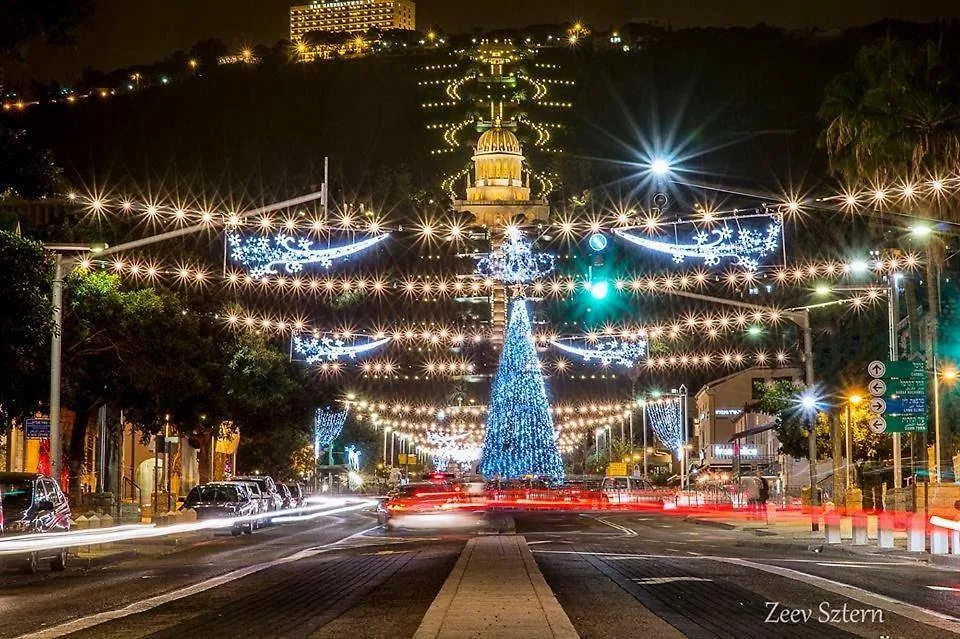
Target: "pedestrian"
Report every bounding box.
[756,469,770,520]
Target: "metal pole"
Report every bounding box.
[797,309,819,531]
[889,278,902,489]
[845,403,853,488]
[49,255,64,486]
[933,358,941,483]
[210,425,217,482]
[383,428,388,464]
[642,403,648,477]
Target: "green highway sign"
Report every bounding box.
[867,359,927,433]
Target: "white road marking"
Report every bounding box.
[592,517,638,536]
[633,577,713,585]
[532,549,960,632]
[815,562,896,568]
[716,557,960,633]
[928,586,960,592]
[15,524,382,639]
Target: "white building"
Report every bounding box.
[290,1,416,42]
[694,366,802,469]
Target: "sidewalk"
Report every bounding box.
[414,536,578,639]
[683,509,952,558]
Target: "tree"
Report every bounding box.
[753,380,831,459]
[0,0,95,58]
[479,299,563,481]
[819,37,960,477]
[0,232,52,421]
[0,128,65,199]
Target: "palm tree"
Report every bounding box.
[818,37,960,481]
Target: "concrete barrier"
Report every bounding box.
[824,510,842,544]
[181,508,197,523]
[851,511,868,546]
[907,514,926,552]
[878,512,895,549]
[931,525,949,555]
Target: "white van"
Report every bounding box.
[601,476,665,505]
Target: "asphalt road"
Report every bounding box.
[2,508,959,638]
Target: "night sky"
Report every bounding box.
[22,0,960,82]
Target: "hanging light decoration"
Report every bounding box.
[227,231,389,278]
[476,228,555,284]
[550,336,648,367]
[647,398,684,455]
[613,219,781,271]
[292,333,390,363]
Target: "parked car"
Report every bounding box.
[0,472,72,573]
[233,481,268,528]
[283,483,305,508]
[277,484,294,509]
[183,482,258,535]
[235,476,283,514]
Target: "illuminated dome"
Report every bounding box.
[476,127,522,156]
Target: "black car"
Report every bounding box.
[183,482,259,535]
[0,472,72,573]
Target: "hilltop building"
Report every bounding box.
[290,1,416,42]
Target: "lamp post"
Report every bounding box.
[845,394,862,488]
[935,365,957,483]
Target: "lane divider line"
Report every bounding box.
[15,518,380,639]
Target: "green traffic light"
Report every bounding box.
[590,280,609,300]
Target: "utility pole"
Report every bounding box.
[44,190,325,490]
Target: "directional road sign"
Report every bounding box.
[867,379,886,396]
[868,416,887,434]
[864,359,927,433]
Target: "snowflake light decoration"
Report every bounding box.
[227,232,389,278]
[613,219,781,271]
[292,333,390,364]
[550,337,648,367]
[476,229,555,284]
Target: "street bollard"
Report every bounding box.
[824,510,842,544]
[878,512,895,549]
[182,508,197,523]
[950,528,960,555]
[766,502,777,525]
[87,513,101,551]
[907,514,926,552]
[74,514,89,553]
[931,525,949,555]
[99,513,115,550]
[852,511,868,546]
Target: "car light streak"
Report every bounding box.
[0,499,373,555]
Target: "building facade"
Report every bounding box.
[289,1,415,41]
[694,366,802,469]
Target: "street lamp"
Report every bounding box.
[934,365,957,482]
[649,158,671,176]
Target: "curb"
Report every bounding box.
[73,549,138,569]
[685,516,736,530]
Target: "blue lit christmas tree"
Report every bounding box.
[480,298,564,482]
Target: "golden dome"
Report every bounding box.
[475,126,522,155]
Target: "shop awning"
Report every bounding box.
[727,421,776,442]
